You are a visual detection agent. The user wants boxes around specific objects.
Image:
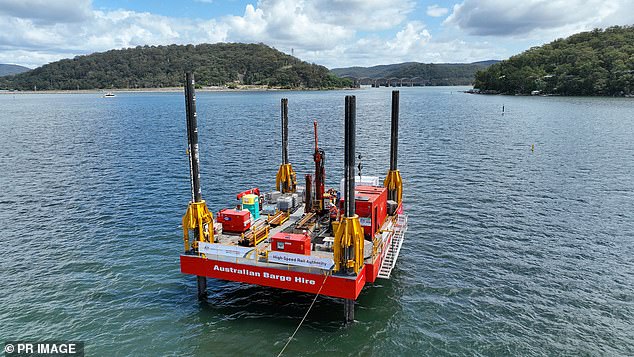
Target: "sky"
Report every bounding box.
[1,0,632,69]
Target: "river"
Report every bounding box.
[0,87,632,356]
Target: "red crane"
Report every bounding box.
[313,121,326,213]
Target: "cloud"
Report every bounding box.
[0,10,227,60]
[305,37,503,68]
[388,21,432,54]
[0,0,91,23]
[444,0,631,36]
[304,0,415,30]
[224,0,415,51]
[85,10,226,50]
[426,4,448,17]
[416,38,505,63]
[316,21,432,66]
[224,1,350,51]
[0,49,66,69]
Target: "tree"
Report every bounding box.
[0,43,353,90]
[473,25,634,96]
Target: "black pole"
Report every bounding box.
[184,72,206,299]
[390,90,399,171]
[184,76,194,202]
[185,72,202,203]
[344,96,356,218]
[344,298,354,323]
[281,98,289,164]
[343,95,356,323]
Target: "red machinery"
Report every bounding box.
[340,186,388,238]
[236,188,260,200]
[217,209,251,233]
[271,232,311,255]
[313,121,325,213]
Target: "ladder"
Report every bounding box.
[377,214,408,279]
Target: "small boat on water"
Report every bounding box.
[103,92,115,97]
[179,73,407,322]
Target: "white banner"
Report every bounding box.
[268,251,334,270]
[199,242,254,258]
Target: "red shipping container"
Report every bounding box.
[339,185,388,238]
[356,186,388,238]
[217,209,251,233]
[271,232,311,255]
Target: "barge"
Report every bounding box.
[179,73,407,321]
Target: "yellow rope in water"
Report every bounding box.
[277,273,330,357]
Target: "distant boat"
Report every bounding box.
[103,92,115,97]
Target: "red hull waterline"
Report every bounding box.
[180,255,382,300]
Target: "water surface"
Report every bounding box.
[0,88,632,356]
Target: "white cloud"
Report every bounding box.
[304,0,415,31]
[224,1,351,51]
[224,0,415,51]
[445,0,633,36]
[418,39,504,63]
[388,22,432,54]
[426,4,448,17]
[0,9,228,66]
[316,21,433,67]
[0,50,63,69]
[305,37,503,68]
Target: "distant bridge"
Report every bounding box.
[340,76,431,87]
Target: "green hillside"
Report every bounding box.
[331,61,498,86]
[474,25,634,96]
[0,43,351,90]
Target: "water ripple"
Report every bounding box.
[0,89,633,356]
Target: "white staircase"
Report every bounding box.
[377,214,408,279]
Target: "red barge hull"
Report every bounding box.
[180,254,385,300]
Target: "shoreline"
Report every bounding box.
[0,85,478,95]
[0,85,358,95]
[463,88,634,98]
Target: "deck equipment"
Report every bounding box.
[275,98,297,194]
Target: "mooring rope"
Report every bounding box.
[277,273,330,357]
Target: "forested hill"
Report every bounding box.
[474,26,634,96]
[0,64,30,76]
[0,43,351,90]
[331,61,499,86]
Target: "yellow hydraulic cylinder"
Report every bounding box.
[333,215,365,273]
[384,169,403,205]
[182,200,214,251]
[276,163,297,193]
